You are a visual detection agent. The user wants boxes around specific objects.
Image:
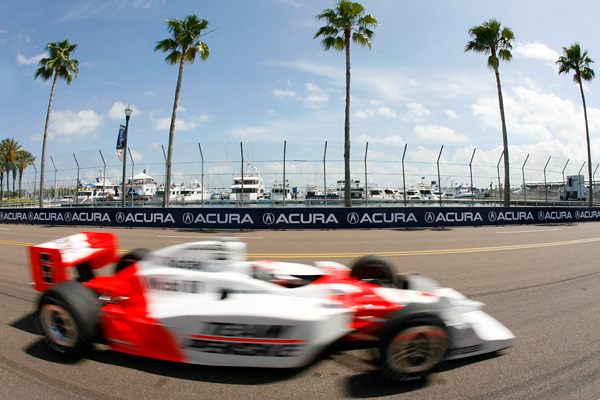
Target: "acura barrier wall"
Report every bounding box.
[1,207,600,230]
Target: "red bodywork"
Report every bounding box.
[30,232,401,363]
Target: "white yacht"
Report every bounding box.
[305,183,324,199]
[229,166,266,201]
[366,185,385,200]
[336,179,364,200]
[182,179,212,202]
[126,170,157,198]
[270,181,292,201]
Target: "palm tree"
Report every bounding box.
[14,150,36,198]
[155,15,210,208]
[0,163,4,202]
[557,43,595,206]
[0,138,22,198]
[465,19,514,207]
[34,39,79,208]
[314,1,378,207]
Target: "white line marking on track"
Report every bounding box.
[497,228,562,234]
[156,235,263,239]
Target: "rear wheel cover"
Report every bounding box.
[40,304,79,348]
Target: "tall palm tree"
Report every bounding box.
[34,39,79,208]
[155,15,210,208]
[557,43,595,206]
[14,150,36,198]
[0,138,22,198]
[465,19,514,207]
[0,163,4,202]
[314,1,378,207]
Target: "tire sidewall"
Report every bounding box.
[379,308,448,382]
[38,281,100,357]
[350,255,393,284]
[115,248,150,274]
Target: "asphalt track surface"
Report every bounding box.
[1,223,599,400]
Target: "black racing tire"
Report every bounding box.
[350,255,393,287]
[115,248,150,274]
[37,281,101,358]
[379,313,448,382]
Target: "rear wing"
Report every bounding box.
[29,232,119,292]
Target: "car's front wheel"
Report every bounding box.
[379,314,448,382]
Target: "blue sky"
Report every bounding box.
[2,0,600,188]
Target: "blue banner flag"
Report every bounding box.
[116,125,126,161]
[116,125,126,150]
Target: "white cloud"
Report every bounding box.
[515,41,559,63]
[471,86,596,141]
[403,102,432,122]
[17,52,45,65]
[414,124,468,142]
[272,89,295,98]
[303,82,328,108]
[108,102,141,120]
[37,110,103,141]
[128,148,143,162]
[445,109,459,120]
[231,119,293,140]
[376,106,397,118]
[152,113,211,131]
[356,135,404,146]
[354,106,397,119]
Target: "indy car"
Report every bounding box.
[29,232,514,382]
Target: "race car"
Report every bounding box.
[29,232,514,382]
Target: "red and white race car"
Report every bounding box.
[29,232,514,382]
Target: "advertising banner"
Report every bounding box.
[1,207,600,230]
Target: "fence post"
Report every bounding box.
[283,140,287,208]
[32,163,38,206]
[402,143,407,206]
[593,164,599,206]
[364,142,369,207]
[128,148,135,207]
[323,141,328,207]
[561,159,569,202]
[99,150,107,198]
[437,145,443,206]
[521,154,530,204]
[497,151,504,205]
[161,145,168,205]
[543,156,551,204]
[240,142,244,208]
[50,156,57,203]
[73,153,80,206]
[469,148,476,206]
[198,143,205,207]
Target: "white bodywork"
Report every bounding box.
[117,239,514,368]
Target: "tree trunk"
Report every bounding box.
[579,81,594,206]
[163,48,187,208]
[344,33,352,207]
[495,66,511,207]
[18,172,23,199]
[39,71,59,208]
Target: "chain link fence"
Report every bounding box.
[3,140,598,207]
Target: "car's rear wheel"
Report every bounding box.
[380,314,448,382]
[38,281,100,357]
[350,255,393,287]
[115,248,150,274]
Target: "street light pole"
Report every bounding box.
[121,104,133,207]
